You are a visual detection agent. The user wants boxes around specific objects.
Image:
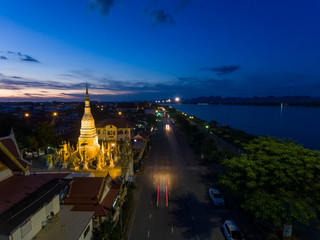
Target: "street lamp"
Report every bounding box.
[25,113,29,117]
[175,97,180,102]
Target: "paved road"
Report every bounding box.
[128,118,226,240]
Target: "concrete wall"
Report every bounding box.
[0,168,13,181]
[79,218,93,240]
[11,195,60,240]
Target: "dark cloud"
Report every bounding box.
[89,0,114,15]
[175,0,193,12]
[0,74,85,91]
[149,9,175,26]
[201,65,240,75]
[1,51,40,63]
[20,54,40,63]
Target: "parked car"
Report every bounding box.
[222,220,245,240]
[209,188,224,206]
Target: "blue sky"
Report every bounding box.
[0,0,319,102]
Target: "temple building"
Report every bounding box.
[96,118,135,142]
[78,83,100,169]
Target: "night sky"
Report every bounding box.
[0,0,319,102]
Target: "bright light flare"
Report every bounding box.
[175,97,180,102]
[157,185,160,207]
[166,185,168,207]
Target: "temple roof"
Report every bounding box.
[0,129,30,172]
[85,82,89,102]
[64,177,121,216]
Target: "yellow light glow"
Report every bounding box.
[118,111,122,115]
[53,112,58,116]
[25,113,29,117]
[111,143,115,147]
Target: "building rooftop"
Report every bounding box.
[133,131,149,140]
[64,177,105,204]
[0,178,71,235]
[64,177,121,217]
[0,173,69,214]
[96,118,135,128]
[34,205,94,240]
[0,130,31,171]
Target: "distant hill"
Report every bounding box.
[183,96,320,106]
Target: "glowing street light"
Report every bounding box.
[175,97,180,102]
[118,111,122,115]
[25,113,29,117]
[53,112,58,116]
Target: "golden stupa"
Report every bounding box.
[78,83,100,169]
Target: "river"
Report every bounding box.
[169,104,320,150]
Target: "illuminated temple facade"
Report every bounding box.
[78,83,100,168]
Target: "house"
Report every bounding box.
[63,175,121,226]
[33,205,94,240]
[96,118,135,142]
[0,173,71,240]
[132,131,149,142]
[0,130,75,240]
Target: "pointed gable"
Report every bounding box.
[0,130,31,173]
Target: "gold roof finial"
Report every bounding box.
[85,82,89,101]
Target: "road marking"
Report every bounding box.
[149,213,152,219]
[196,234,199,240]
[192,216,194,221]
[148,230,150,238]
[171,225,174,233]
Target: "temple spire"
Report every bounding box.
[85,82,89,101]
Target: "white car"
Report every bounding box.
[222,220,245,240]
[209,188,224,206]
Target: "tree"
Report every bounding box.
[220,136,320,227]
[202,136,217,153]
[24,136,39,158]
[146,114,157,127]
[32,121,57,154]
